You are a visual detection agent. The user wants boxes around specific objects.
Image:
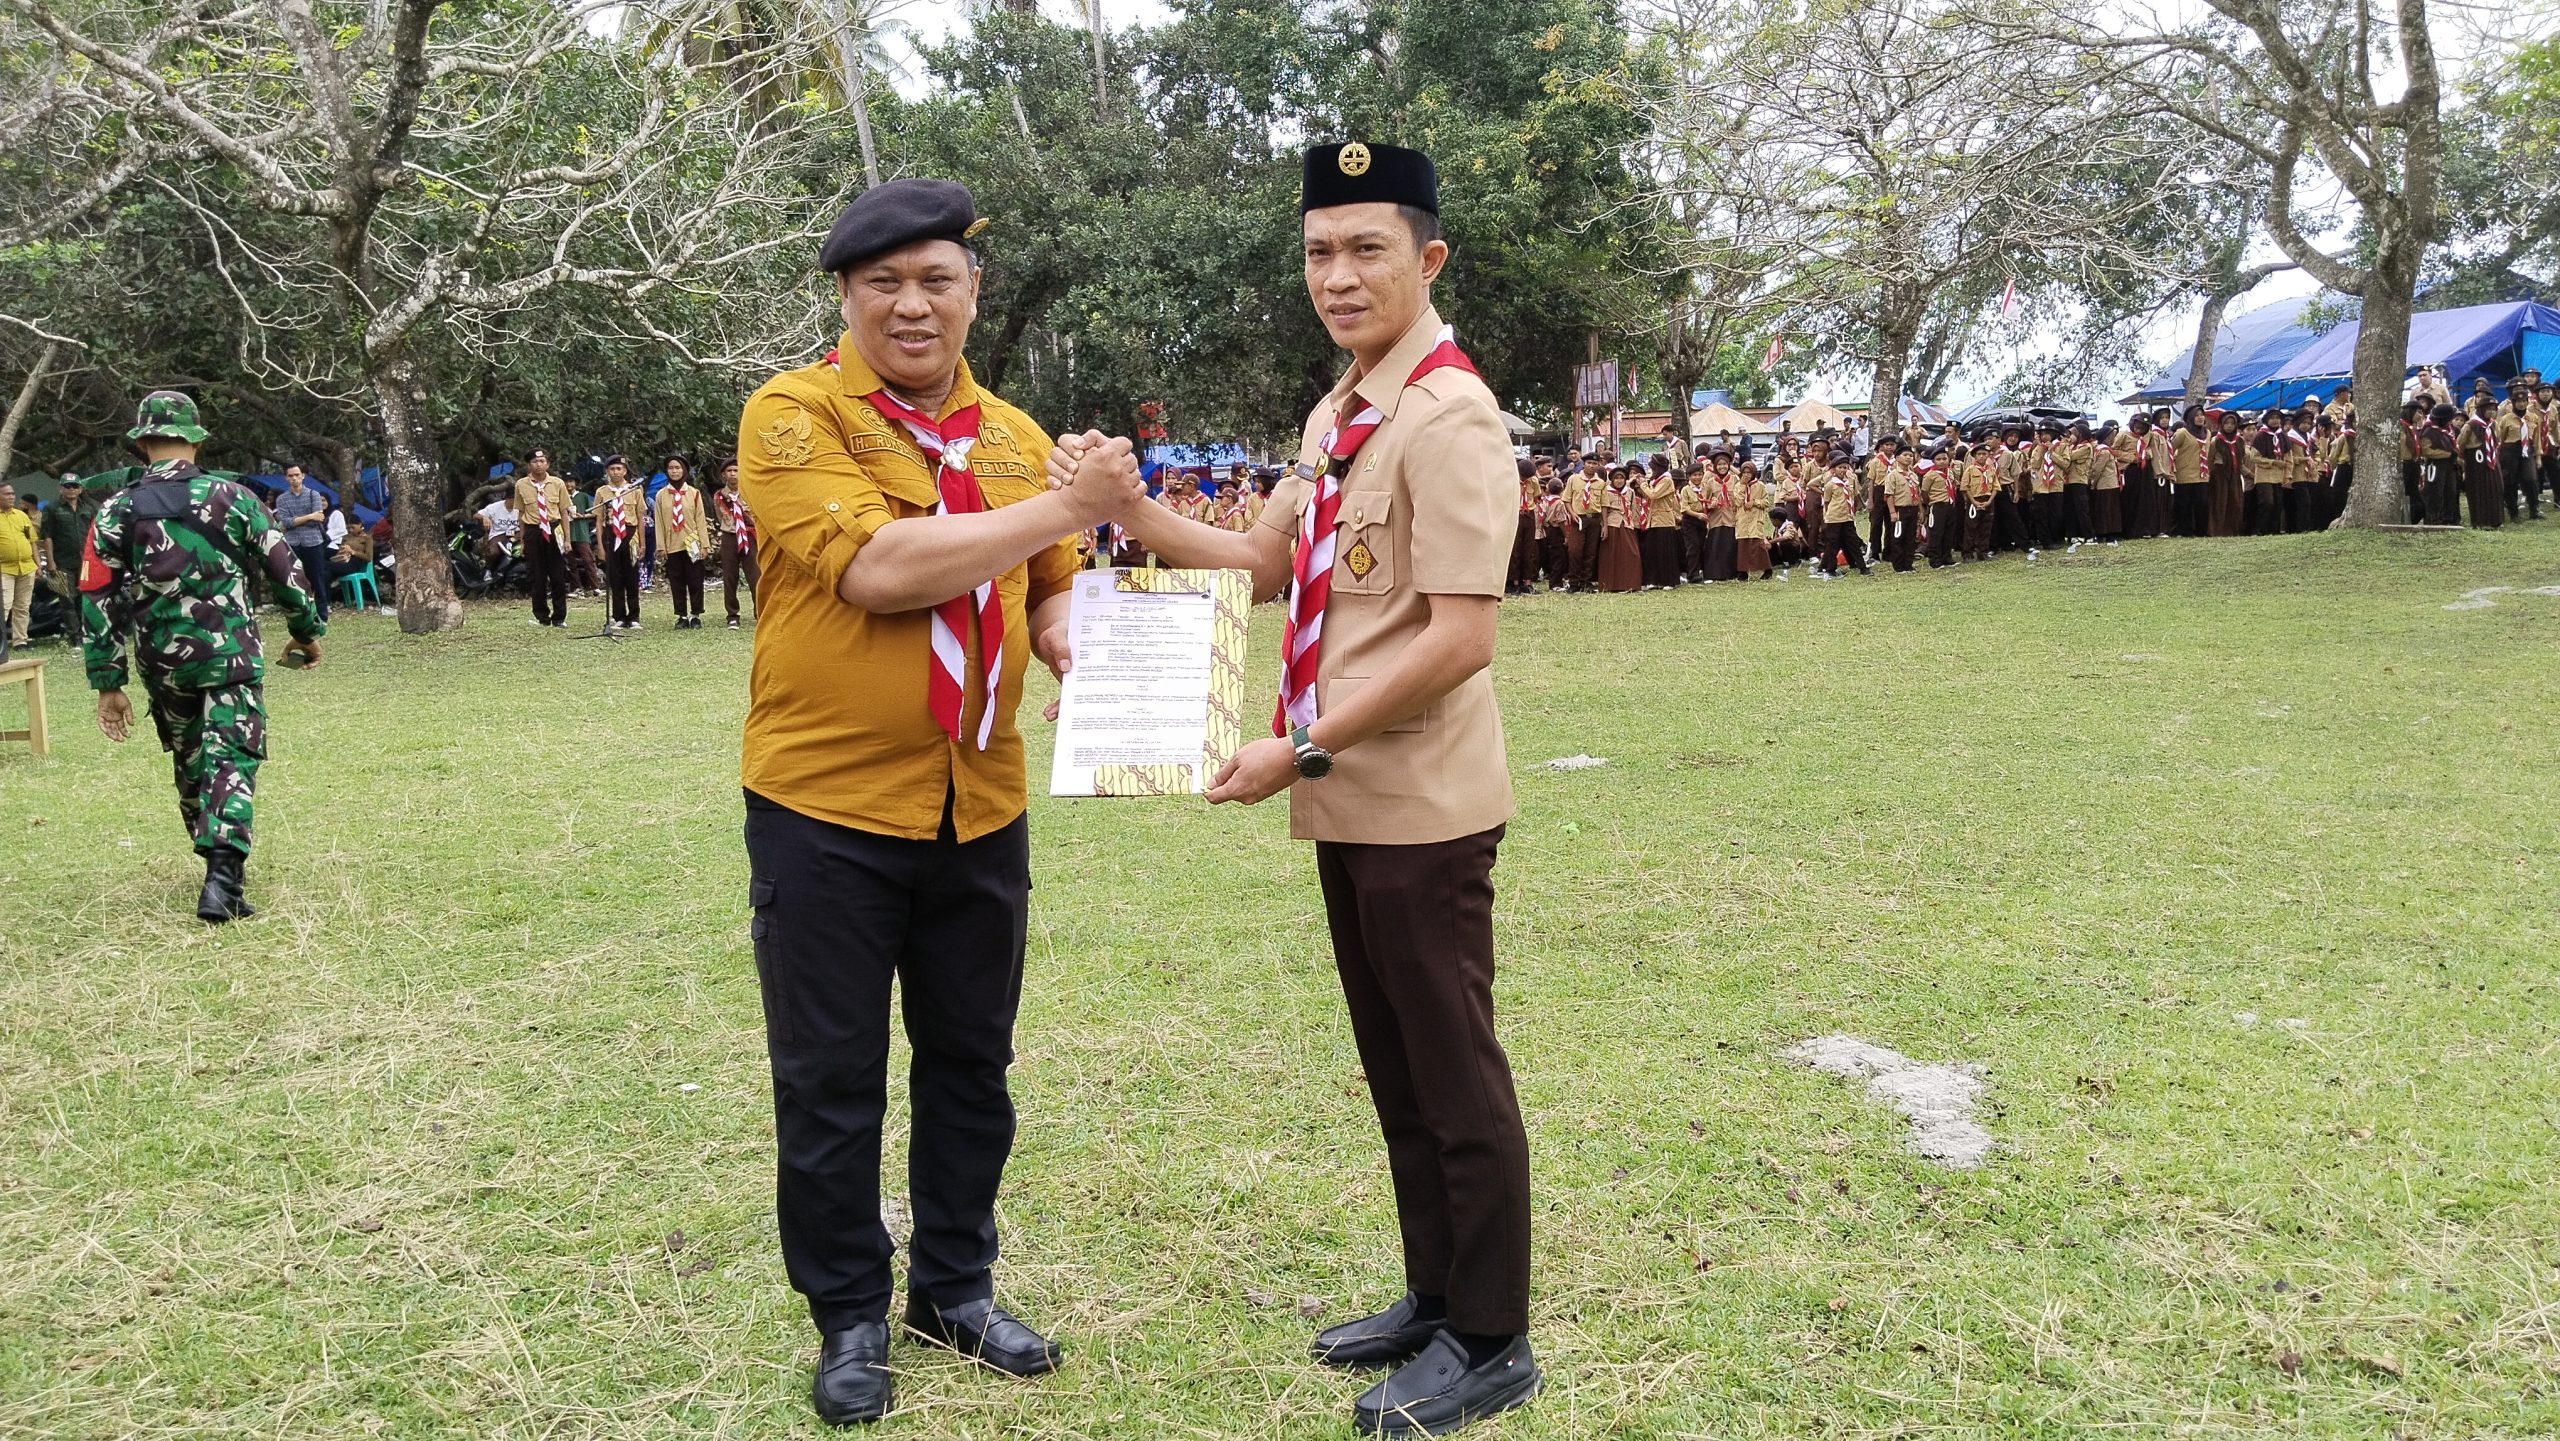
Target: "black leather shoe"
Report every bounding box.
[1311,1292,1440,1369]
[810,1323,893,1426]
[902,1295,1059,1378]
[1353,1331,1540,1437]
[196,850,254,923]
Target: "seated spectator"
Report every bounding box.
[330,518,374,580]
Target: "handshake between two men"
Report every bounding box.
[1029,429,1314,807]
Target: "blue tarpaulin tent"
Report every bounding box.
[2521,330,2560,381]
[1145,442,1248,491]
[2274,300,2560,389]
[2128,294,2328,402]
[2218,376,2351,413]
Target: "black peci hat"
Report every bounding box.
[1302,142,1438,215]
[820,177,988,274]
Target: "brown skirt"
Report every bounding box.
[1599,528,1643,592]
[2207,473,2245,536]
[1735,536,1771,574]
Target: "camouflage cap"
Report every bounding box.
[127,389,210,445]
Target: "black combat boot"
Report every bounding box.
[196,848,255,923]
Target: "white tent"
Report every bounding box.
[1687,401,1774,436]
[1775,398,1850,433]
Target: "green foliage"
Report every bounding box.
[893,0,1659,449]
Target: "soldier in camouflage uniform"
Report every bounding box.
[80,391,325,922]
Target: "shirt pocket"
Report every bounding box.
[1332,488,1397,596]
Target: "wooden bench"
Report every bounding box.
[0,656,50,757]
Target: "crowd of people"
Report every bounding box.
[6,374,2551,660]
[1492,376,2558,593]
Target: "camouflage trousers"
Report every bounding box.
[143,679,266,857]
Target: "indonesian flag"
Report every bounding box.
[1760,333,1786,373]
[1998,277,2017,319]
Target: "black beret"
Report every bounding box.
[1302,142,1438,215]
[819,177,986,274]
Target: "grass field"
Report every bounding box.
[4,526,2558,1440]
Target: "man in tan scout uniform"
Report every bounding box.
[734,176,1144,1428]
[1055,140,1536,1438]
[514,448,574,627]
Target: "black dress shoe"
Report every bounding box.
[902,1295,1059,1377]
[1311,1292,1440,1369]
[1353,1331,1540,1437]
[810,1323,893,1426]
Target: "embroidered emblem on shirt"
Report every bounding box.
[759,407,815,467]
[1344,540,1377,578]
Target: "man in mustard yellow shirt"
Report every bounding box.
[733,178,1143,1426]
[0,482,36,658]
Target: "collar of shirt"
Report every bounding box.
[1331,303,1450,426]
[834,330,985,427]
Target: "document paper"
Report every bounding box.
[1048,567,1252,797]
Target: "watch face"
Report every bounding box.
[1297,749,1333,779]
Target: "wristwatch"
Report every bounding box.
[1289,725,1334,779]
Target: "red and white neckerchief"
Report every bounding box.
[722,490,754,555]
[532,481,557,539]
[865,386,1003,750]
[668,485,690,541]
[1275,324,1477,736]
[607,484,633,544]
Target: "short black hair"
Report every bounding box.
[1397,204,1441,250]
[528,447,548,461]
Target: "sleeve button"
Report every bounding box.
[826,502,840,512]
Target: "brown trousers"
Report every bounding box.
[720,533,760,620]
[1314,825,1529,1336]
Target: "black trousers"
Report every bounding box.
[1639,528,1681,587]
[2031,491,2064,547]
[1888,505,1920,571]
[2062,483,2093,540]
[665,550,706,617]
[1925,501,1958,566]
[2171,483,2209,537]
[523,529,568,624]
[290,541,332,620]
[1315,825,1529,1337]
[745,792,1030,1335]
[1822,520,1869,574]
[1573,516,1602,590]
[604,539,641,623]
[1678,517,1707,580]
[2503,444,2537,517]
[2286,482,2321,533]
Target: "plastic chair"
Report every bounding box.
[337,562,379,609]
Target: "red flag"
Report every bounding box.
[1760,333,1786,373]
[1998,277,2016,319]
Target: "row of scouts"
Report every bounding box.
[1497,386,2558,591]
[481,450,760,631]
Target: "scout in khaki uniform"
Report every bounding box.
[2168,410,2208,537]
[734,177,1144,1427]
[1883,453,1922,571]
[595,459,647,630]
[1961,445,1998,561]
[1732,464,1775,578]
[1637,457,1681,589]
[1820,458,1868,575]
[712,457,759,629]
[1074,141,1539,1438]
[514,448,574,627]
[653,459,711,627]
[1565,457,1605,591]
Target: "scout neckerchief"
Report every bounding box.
[863,385,1004,750]
[1275,323,1478,737]
[1626,476,1653,528]
[606,482,634,546]
[531,478,558,540]
[722,489,754,555]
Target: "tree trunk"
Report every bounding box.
[374,352,464,632]
[2339,244,2420,529]
[1869,310,1921,450]
[1087,0,1107,106]
[847,55,880,189]
[0,341,59,480]
[2184,287,2238,411]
